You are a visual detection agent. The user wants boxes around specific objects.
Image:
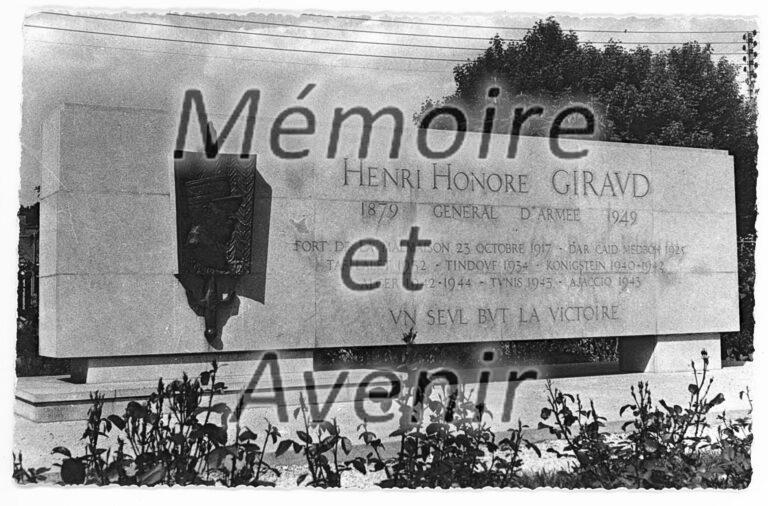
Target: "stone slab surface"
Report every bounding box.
[40,103,739,357]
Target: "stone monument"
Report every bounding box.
[16,101,739,421]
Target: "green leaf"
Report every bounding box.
[318,420,336,435]
[241,443,261,454]
[239,428,258,441]
[425,422,444,435]
[351,458,367,474]
[341,437,352,454]
[297,430,311,444]
[106,414,125,431]
[318,435,338,453]
[51,446,71,458]
[275,439,293,457]
[710,393,726,407]
[526,441,542,458]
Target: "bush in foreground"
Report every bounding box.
[13,345,751,488]
[537,351,751,488]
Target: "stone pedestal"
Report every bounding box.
[70,350,314,384]
[16,359,751,439]
[16,349,316,422]
[618,333,721,373]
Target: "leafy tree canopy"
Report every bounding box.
[415,18,757,235]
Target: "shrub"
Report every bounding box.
[538,350,751,489]
[351,329,541,488]
[47,361,282,486]
[12,452,48,484]
[538,383,618,487]
[707,388,752,488]
[722,235,756,361]
[275,393,356,487]
[13,340,752,489]
[355,384,540,488]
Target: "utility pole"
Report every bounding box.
[743,30,758,100]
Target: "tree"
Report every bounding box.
[415,18,757,237]
[415,18,757,359]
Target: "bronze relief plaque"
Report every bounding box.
[174,151,271,346]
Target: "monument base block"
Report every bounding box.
[18,334,727,423]
[618,333,722,373]
[16,362,751,441]
[70,350,314,384]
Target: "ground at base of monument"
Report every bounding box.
[12,411,574,483]
[13,407,750,486]
[15,362,752,436]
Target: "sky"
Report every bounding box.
[19,9,758,205]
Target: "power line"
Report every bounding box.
[24,21,752,63]
[36,12,748,55]
[581,40,743,45]
[24,35,744,60]
[165,13,745,45]
[302,13,756,35]
[170,12,748,44]
[23,24,470,62]
[38,11,488,51]
[26,37,455,73]
[169,12,504,41]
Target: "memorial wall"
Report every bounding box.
[39,102,739,358]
